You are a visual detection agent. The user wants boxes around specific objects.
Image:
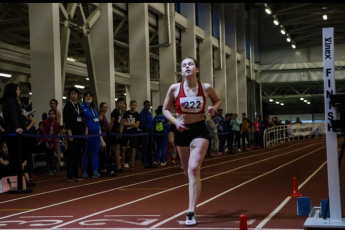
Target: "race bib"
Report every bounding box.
[180,96,204,113]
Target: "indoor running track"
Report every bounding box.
[1,137,345,230]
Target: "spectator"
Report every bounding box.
[241,113,252,152]
[295,117,302,124]
[139,100,155,167]
[206,114,221,156]
[81,91,101,178]
[230,113,241,152]
[40,109,60,175]
[2,83,28,189]
[152,105,169,166]
[98,102,113,176]
[49,99,62,124]
[63,86,86,182]
[0,141,35,187]
[110,97,126,172]
[58,125,68,166]
[215,109,226,153]
[225,113,234,154]
[252,117,262,149]
[121,100,140,170]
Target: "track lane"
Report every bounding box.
[0,139,328,229]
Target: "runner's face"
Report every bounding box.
[181,58,198,78]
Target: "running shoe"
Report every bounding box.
[81,171,89,179]
[92,171,101,178]
[67,177,77,182]
[160,162,167,166]
[171,159,177,165]
[185,212,196,226]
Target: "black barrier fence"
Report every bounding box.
[0,130,262,194]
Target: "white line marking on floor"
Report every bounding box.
[49,144,322,229]
[149,146,325,229]
[0,140,316,205]
[253,161,327,230]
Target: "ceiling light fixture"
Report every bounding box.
[269,99,274,102]
[280,29,286,35]
[286,36,291,42]
[75,85,85,89]
[264,3,272,15]
[300,98,304,100]
[275,101,280,104]
[0,73,12,78]
[280,103,284,106]
[307,102,310,104]
[273,16,279,25]
[62,96,67,99]
[86,78,89,81]
[323,14,328,20]
[265,7,271,15]
[292,43,296,49]
[304,100,307,102]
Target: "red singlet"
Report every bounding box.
[174,81,206,114]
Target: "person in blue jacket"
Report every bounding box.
[152,105,169,166]
[139,100,154,167]
[81,91,101,178]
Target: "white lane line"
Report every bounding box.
[253,161,327,230]
[104,215,161,217]
[149,146,325,229]
[19,216,74,218]
[0,140,317,205]
[49,144,322,229]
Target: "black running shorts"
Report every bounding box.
[174,120,209,147]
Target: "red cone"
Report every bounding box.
[239,214,248,230]
[289,177,302,197]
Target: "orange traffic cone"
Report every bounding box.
[289,177,302,197]
[239,214,248,230]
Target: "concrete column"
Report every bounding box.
[90,3,115,117]
[29,3,62,124]
[180,3,197,58]
[237,3,247,115]
[152,91,160,111]
[198,3,213,116]
[125,86,130,110]
[225,3,239,114]
[213,3,227,113]
[128,3,150,111]
[158,3,177,105]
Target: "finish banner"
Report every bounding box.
[287,123,322,137]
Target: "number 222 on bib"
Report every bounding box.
[180,96,204,113]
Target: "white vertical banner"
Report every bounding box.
[323,27,342,221]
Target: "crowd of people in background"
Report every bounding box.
[0,82,304,188]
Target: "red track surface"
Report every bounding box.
[1,137,345,230]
